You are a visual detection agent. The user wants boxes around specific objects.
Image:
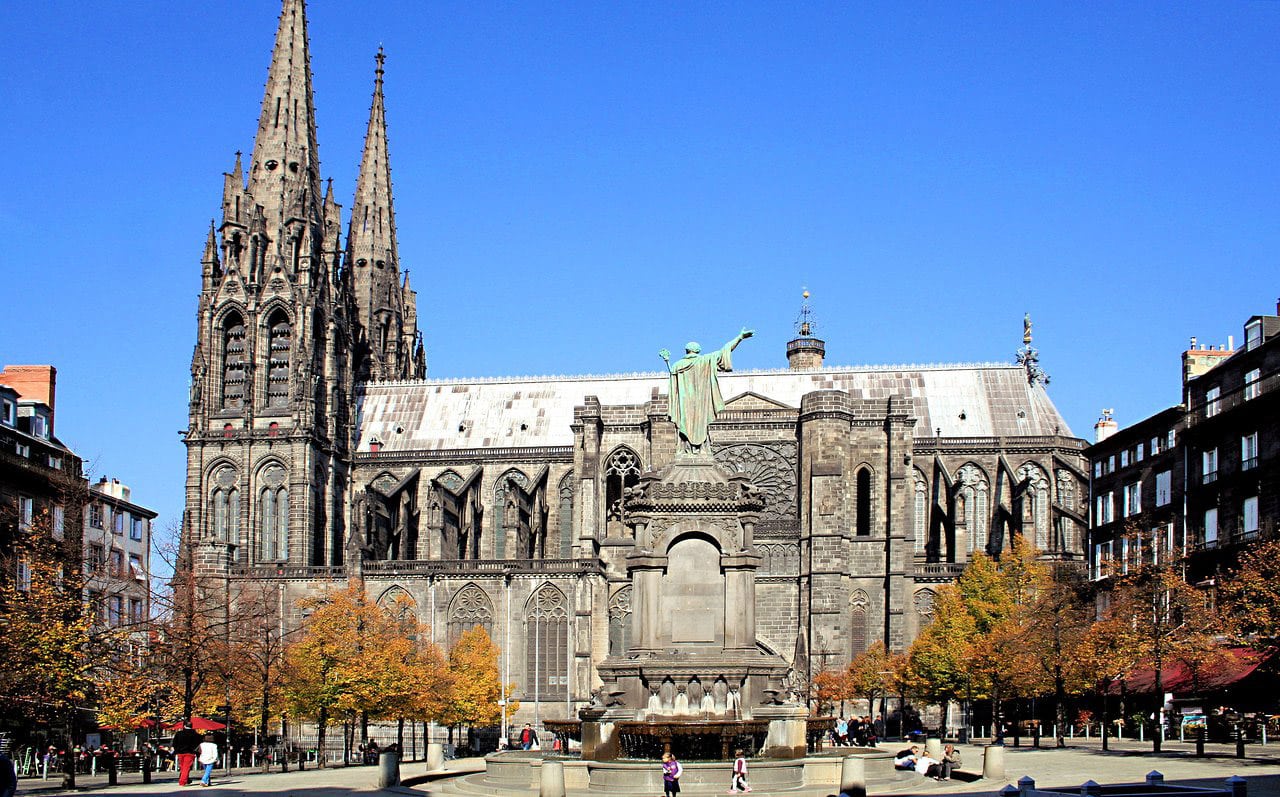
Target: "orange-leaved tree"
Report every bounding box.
[438,625,517,743]
[810,669,852,716]
[0,519,94,788]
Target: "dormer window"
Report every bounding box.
[31,411,49,439]
[0,398,13,427]
[1245,319,1263,351]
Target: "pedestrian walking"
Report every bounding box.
[661,752,682,797]
[729,748,750,793]
[172,724,202,786]
[197,735,219,787]
[520,723,539,750]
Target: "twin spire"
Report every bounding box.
[219,0,422,379]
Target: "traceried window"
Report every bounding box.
[221,312,247,409]
[607,587,632,657]
[913,472,928,554]
[1017,463,1051,549]
[210,466,240,543]
[955,464,989,553]
[558,474,575,558]
[447,584,494,647]
[259,464,289,561]
[526,585,569,701]
[604,448,641,538]
[266,310,292,409]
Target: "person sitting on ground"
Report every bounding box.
[893,745,919,770]
[935,744,961,781]
[914,751,941,778]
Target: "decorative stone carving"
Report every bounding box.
[715,443,797,523]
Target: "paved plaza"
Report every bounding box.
[15,741,1280,797]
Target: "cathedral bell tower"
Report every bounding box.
[185,0,355,573]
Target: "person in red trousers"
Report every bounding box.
[172,724,202,786]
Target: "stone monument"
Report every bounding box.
[580,328,808,760]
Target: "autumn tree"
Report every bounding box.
[810,669,852,716]
[148,524,231,721]
[1020,567,1094,747]
[1218,539,1280,645]
[437,625,517,742]
[282,585,451,764]
[847,642,894,715]
[0,520,94,788]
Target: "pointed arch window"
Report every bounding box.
[956,464,990,554]
[913,472,928,554]
[855,468,872,536]
[447,585,494,647]
[607,587,632,657]
[259,464,289,561]
[221,313,247,409]
[526,585,569,701]
[558,473,575,558]
[209,466,240,544]
[605,449,641,538]
[266,310,292,408]
[1017,463,1051,550]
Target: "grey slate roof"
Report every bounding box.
[356,363,1073,453]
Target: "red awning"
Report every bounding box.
[1108,647,1274,696]
[190,717,226,731]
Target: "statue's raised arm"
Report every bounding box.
[664,328,753,456]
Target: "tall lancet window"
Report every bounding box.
[266,310,292,408]
[221,313,247,409]
[210,466,240,544]
[259,464,289,561]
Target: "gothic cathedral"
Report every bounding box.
[186,0,1090,726]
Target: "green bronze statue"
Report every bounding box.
[659,327,754,454]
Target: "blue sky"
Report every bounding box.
[1,1,1277,535]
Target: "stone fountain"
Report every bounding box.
[579,452,808,761]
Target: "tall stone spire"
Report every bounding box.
[248,0,324,239]
[347,48,422,380]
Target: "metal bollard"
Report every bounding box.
[377,751,400,788]
[1237,735,1246,759]
[540,759,566,797]
[142,756,152,784]
[1196,729,1206,757]
[1081,780,1101,797]
[840,755,866,797]
[1226,775,1247,797]
[1147,772,1164,786]
[983,745,1006,781]
[107,756,117,786]
[1018,775,1036,797]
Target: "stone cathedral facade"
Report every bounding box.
[186,0,1089,725]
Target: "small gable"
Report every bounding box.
[722,391,795,412]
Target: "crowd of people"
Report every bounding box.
[892,743,961,781]
[830,714,882,747]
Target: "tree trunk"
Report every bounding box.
[62,712,76,789]
[361,710,369,744]
[397,718,406,753]
[317,707,328,768]
[1100,683,1110,751]
[1055,671,1068,748]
